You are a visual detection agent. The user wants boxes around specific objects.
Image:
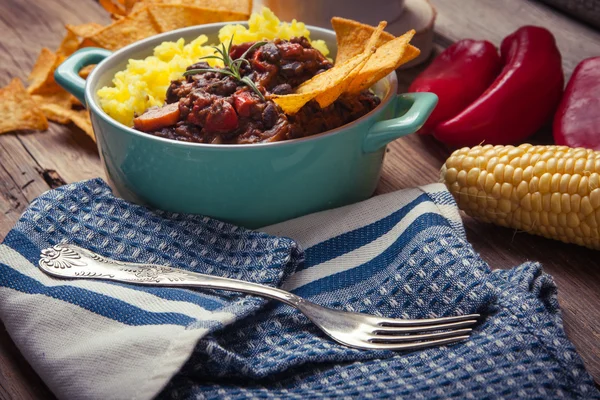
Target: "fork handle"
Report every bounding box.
[38,244,303,307]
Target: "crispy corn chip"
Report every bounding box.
[269,92,316,115]
[0,78,48,134]
[65,23,104,38]
[100,0,127,15]
[347,30,417,94]
[32,91,74,124]
[27,48,64,95]
[37,103,72,124]
[331,17,395,65]
[398,45,421,66]
[89,7,161,51]
[124,0,139,14]
[78,65,96,79]
[36,104,94,139]
[70,110,95,140]
[78,38,99,50]
[70,95,84,108]
[56,30,80,58]
[132,0,251,15]
[148,4,247,32]
[314,22,386,108]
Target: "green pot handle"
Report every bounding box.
[54,47,112,107]
[363,92,438,153]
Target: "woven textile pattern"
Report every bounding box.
[0,179,597,400]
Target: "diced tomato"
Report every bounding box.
[205,101,239,132]
[133,103,180,132]
[233,91,257,117]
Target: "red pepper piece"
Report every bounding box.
[205,101,239,133]
[553,57,600,150]
[408,39,501,135]
[233,90,257,118]
[433,26,564,147]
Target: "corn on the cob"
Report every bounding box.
[440,143,600,250]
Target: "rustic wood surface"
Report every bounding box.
[0,0,598,398]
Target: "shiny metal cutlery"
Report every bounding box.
[38,244,480,351]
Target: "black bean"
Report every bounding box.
[209,78,238,96]
[281,61,304,76]
[271,83,293,95]
[261,43,281,63]
[262,103,279,129]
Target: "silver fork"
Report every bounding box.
[38,244,480,351]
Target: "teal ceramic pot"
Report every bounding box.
[55,23,437,228]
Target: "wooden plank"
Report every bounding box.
[0,163,28,237]
[429,0,600,78]
[0,135,50,202]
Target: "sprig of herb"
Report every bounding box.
[183,36,267,101]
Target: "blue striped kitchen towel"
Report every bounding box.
[0,178,597,400]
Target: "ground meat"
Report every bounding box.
[134,37,380,144]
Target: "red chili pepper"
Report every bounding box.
[433,26,564,147]
[553,57,600,150]
[408,39,501,135]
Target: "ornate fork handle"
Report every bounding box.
[38,244,301,307]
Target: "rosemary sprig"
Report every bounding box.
[183,37,267,101]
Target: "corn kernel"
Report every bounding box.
[520,194,532,211]
[539,173,552,193]
[529,176,540,192]
[570,194,581,213]
[581,196,594,216]
[590,188,600,209]
[467,168,480,186]
[444,167,458,184]
[551,192,561,214]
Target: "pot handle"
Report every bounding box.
[363,92,438,153]
[54,47,112,107]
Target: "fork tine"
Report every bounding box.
[369,328,472,343]
[375,313,480,327]
[374,319,478,334]
[366,335,470,351]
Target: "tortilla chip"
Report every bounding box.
[314,22,385,108]
[89,7,161,51]
[269,92,316,115]
[65,23,104,38]
[56,30,80,58]
[0,78,48,134]
[70,95,83,108]
[71,110,95,140]
[78,38,99,49]
[331,17,395,65]
[124,0,139,14]
[32,91,74,124]
[132,0,251,15]
[347,30,417,94]
[78,65,96,79]
[148,4,247,32]
[37,103,72,124]
[27,48,63,95]
[100,0,127,15]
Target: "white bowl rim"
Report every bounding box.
[85,21,398,150]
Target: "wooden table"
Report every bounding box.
[0,0,598,398]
